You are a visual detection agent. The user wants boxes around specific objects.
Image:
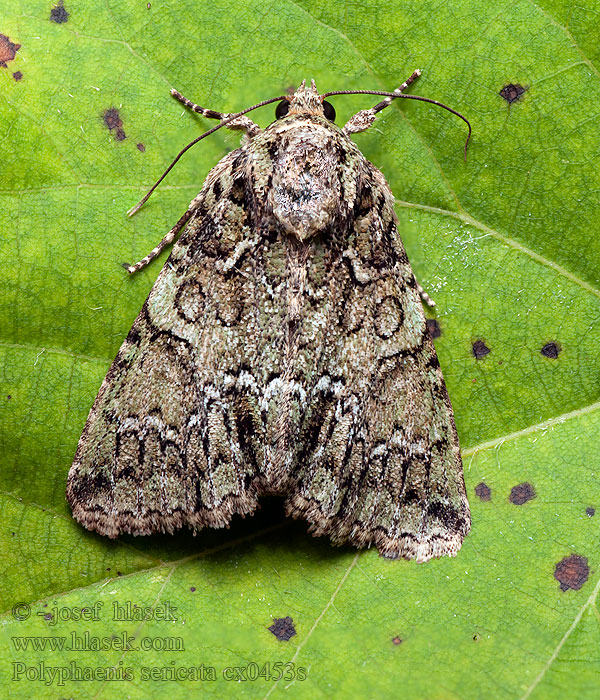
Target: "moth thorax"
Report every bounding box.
[269,129,340,241]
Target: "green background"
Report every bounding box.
[1,0,600,697]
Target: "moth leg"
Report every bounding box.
[416,279,436,308]
[171,89,261,137]
[344,247,435,305]
[124,208,193,274]
[343,69,422,135]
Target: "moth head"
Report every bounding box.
[128,75,471,219]
[276,79,336,122]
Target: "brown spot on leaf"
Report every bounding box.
[268,616,296,641]
[500,84,526,104]
[472,633,481,641]
[586,507,595,517]
[509,482,536,505]
[50,0,69,23]
[12,70,22,81]
[554,554,589,591]
[475,482,491,501]
[136,142,145,152]
[392,636,403,645]
[426,319,441,339]
[103,108,126,141]
[0,34,21,68]
[472,340,490,359]
[541,342,561,359]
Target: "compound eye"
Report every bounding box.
[323,100,336,122]
[275,100,290,119]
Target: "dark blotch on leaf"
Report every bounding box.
[392,636,403,645]
[50,0,69,23]
[7,395,11,400]
[103,108,126,141]
[426,319,441,339]
[586,507,595,517]
[136,142,145,152]
[13,70,22,81]
[475,482,491,501]
[0,34,21,68]
[500,84,526,104]
[190,586,196,592]
[554,554,589,591]
[472,340,490,359]
[509,482,536,505]
[541,342,561,359]
[44,613,53,621]
[268,616,296,641]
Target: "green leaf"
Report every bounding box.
[1,0,599,697]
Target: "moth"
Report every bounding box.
[67,70,471,562]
